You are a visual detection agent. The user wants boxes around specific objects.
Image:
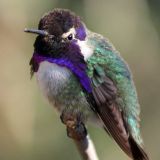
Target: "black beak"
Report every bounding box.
[24,28,48,36]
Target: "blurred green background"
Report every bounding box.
[0,0,160,159]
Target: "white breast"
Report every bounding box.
[36,61,71,104]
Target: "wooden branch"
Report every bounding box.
[74,134,99,160]
[66,122,99,160]
[61,111,99,160]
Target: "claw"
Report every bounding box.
[60,110,87,140]
[67,122,87,140]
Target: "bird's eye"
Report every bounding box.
[67,34,73,40]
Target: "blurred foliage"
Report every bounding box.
[0,0,160,160]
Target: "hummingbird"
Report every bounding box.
[25,8,149,160]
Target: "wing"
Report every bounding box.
[85,33,149,160]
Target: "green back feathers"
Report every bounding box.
[87,32,143,146]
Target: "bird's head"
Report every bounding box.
[25,9,93,92]
[25,9,90,60]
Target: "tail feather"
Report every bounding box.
[129,136,149,160]
[98,102,149,160]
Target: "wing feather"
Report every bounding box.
[89,76,149,160]
[92,78,132,157]
[86,32,149,159]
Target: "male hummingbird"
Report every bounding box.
[25,9,149,160]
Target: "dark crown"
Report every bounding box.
[38,9,82,37]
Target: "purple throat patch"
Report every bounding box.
[31,53,92,93]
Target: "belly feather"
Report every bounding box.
[36,61,71,107]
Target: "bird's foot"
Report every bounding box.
[60,110,87,140]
